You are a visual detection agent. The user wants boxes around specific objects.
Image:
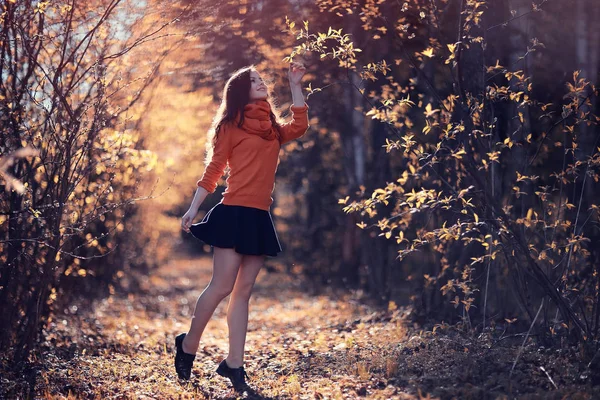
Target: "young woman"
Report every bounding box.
[177,62,308,392]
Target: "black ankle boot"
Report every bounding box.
[174,333,195,380]
[216,359,250,392]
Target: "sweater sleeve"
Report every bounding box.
[196,126,232,193]
[278,103,309,145]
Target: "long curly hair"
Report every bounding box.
[204,66,283,167]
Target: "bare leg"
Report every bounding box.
[182,247,243,354]
[225,254,265,368]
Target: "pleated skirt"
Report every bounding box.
[189,202,282,257]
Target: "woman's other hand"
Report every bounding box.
[181,208,198,233]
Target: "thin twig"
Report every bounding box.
[510,299,544,376]
[487,0,549,31]
[540,366,558,390]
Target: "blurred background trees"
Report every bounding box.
[2,0,599,364]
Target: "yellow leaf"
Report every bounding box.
[526,208,533,220]
[421,47,435,58]
[388,300,398,311]
[338,196,350,205]
[396,231,405,243]
[452,148,466,159]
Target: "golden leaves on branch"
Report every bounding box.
[361,60,391,81]
[421,47,434,58]
[445,42,461,65]
[282,2,600,326]
[34,1,50,14]
[283,18,361,70]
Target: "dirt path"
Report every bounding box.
[6,254,596,399]
[32,255,410,399]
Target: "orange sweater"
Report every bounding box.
[196,102,309,211]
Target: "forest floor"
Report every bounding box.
[2,254,598,399]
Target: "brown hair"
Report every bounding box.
[204,66,283,167]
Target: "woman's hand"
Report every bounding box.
[181,208,198,233]
[288,61,306,86]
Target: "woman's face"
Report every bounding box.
[248,71,267,101]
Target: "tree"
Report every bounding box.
[284,0,600,349]
[0,0,176,361]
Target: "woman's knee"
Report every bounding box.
[209,247,242,298]
[207,281,235,299]
[231,279,255,299]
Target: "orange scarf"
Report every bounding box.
[238,100,279,141]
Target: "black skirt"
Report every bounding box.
[189,202,282,257]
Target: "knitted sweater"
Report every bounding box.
[196,101,309,211]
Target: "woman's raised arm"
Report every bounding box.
[279,62,309,145]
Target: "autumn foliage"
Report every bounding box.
[284,0,600,350]
[0,0,172,361]
[2,0,600,380]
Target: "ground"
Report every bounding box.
[1,254,598,399]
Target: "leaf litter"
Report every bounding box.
[1,255,597,399]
